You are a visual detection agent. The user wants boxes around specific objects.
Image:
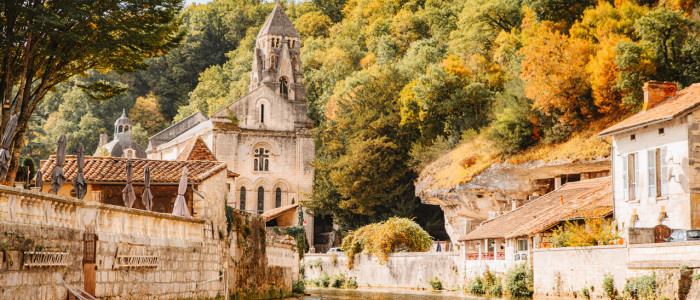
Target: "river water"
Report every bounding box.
[303,288,508,299]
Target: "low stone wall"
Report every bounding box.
[533,245,628,298]
[0,185,300,299]
[533,242,700,299]
[303,252,465,290]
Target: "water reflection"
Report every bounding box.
[303,288,497,299]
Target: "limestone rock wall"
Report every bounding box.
[416,158,610,242]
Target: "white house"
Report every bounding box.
[599,81,700,242]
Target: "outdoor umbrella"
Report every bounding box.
[51,134,67,194]
[35,170,43,191]
[72,144,87,199]
[141,165,153,211]
[122,159,136,208]
[172,166,191,217]
[0,114,18,181]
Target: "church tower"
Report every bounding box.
[249,2,305,103]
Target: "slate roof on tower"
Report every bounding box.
[257,2,299,38]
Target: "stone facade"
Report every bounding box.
[146,3,316,244]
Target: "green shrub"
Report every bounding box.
[320,272,330,288]
[330,273,345,288]
[489,281,503,296]
[292,279,306,294]
[623,273,656,300]
[429,276,443,291]
[468,276,485,295]
[346,277,358,288]
[691,274,700,281]
[505,263,533,297]
[603,273,618,299]
[581,286,590,299]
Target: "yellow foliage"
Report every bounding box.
[340,217,432,268]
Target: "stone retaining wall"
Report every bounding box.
[303,252,464,290]
[0,185,300,299]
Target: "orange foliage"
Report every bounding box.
[520,10,594,123]
[587,37,625,114]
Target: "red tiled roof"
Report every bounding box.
[40,156,227,184]
[599,83,700,136]
[262,204,299,221]
[177,136,217,162]
[460,177,612,241]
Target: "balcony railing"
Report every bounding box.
[465,252,506,260]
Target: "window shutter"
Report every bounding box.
[623,155,629,201]
[634,153,640,201]
[661,147,669,196]
[648,149,656,198]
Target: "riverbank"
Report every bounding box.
[302,287,576,299]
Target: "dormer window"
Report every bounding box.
[254,148,269,171]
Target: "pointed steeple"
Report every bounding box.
[257,1,299,38]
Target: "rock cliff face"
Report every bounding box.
[416,158,611,242]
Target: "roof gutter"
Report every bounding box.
[598,117,673,137]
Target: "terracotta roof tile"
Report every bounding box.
[599,83,700,136]
[40,156,227,184]
[177,137,217,162]
[262,204,299,221]
[460,177,612,241]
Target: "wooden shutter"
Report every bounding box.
[660,147,669,196]
[648,149,656,198]
[623,154,629,201]
[634,153,640,201]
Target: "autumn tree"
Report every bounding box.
[129,93,167,136]
[0,0,182,184]
[520,10,595,128]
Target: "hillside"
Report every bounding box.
[23,0,700,237]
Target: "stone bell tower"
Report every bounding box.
[249,1,305,103]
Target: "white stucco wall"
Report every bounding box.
[611,116,691,231]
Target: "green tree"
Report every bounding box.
[0,0,182,184]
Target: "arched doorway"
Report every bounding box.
[654,224,671,243]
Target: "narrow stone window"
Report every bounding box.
[275,188,282,208]
[240,187,246,210]
[257,187,264,214]
[630,134,636,141]
[260,104,265,123]
[280,77,288,96]
[659,128,665,135]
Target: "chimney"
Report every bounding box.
[99,133,108,147]
[643,81,677,111]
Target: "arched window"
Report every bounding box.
[240,187,246,211]
[275,188,282,208]
[260,104,265,123]
[254,148,269,171]
[279,77,288,96]
[257,187,264,214]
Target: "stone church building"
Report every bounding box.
[146,3,319,245]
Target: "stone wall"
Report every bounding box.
[0,222,83,299]
[533,245,628,298]
[303,252,465,290]
[533,242,700,299]
[0,185,300,299]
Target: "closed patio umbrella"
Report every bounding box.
[51,134,67,194]
[0,114,18,181]
[122,159,136,208]
[72,144,87,199]
[172,166,191,217]
[142,165,153,211]
[35,170,43,191]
